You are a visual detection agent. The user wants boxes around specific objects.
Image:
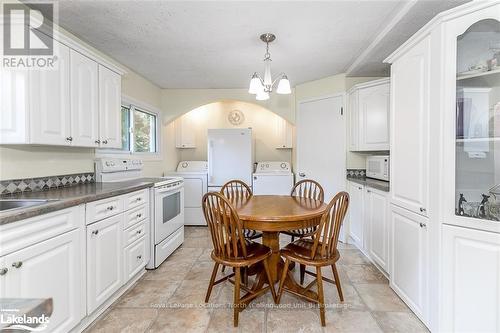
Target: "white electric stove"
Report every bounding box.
[95,158,184,269]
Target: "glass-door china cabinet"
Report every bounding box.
[455,19,500,223]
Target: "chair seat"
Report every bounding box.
[281,238,340,266]
[244,229,263,240]
[282,227,316,237]
[212,241,272,267]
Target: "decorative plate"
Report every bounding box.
[228,109,245,126]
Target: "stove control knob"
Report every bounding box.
[281,163,287,169]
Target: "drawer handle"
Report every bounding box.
[137,255,142,260]
[358,187,363,190]
[0,268,8,275]
[419,222,427,228]
[136,213,142,219]
[107,206,114,211]
[136,198,142,202]
[95,139,101,144]
[136,230,142,235]
[367,189,371,193]
[92,230,99,235]
[12,262,22,269]
[102,140,108,144]
[66,136,73,142]
[420,207,427,213]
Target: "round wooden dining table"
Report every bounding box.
[233,195,328,284]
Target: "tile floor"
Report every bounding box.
[86,227,429,333]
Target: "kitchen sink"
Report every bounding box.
[0,199,57,212]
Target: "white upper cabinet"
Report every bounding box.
[0,67,28,144]
[0,28,124,148]
[70,50,99,147]
[175,115,196,148]
[30,41,71,145]
[275,117,293,149]
[389,36,431,217]
[98,65,122,149]
[348,78,390,151]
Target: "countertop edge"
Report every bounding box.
[346,177,390,192]
[0,182,154,226]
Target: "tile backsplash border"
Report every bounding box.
[0,173,95,196]
[346,169,366,178]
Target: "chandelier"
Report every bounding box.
[248,33,291,101]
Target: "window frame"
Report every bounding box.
[96,95,161,160]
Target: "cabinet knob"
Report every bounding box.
[136,198,142,202]
[95,139,101,144]
[420,207,427,213]
[107,206,114,211]
[0,268,8,275]
[299,172,306,177]
[136,213,142,218]
[136,230,142,234]
[92,230,99,235]
[137,255,142,260]
[12,262,22,268]
[358,187,363,190]
[66,136,73,142]
[419,222,427,228]
[367,189,371,193]
[102,140,108,144]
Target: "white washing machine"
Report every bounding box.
[253,162,294,195]
[166,161,208,226]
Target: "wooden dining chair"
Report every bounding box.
[283,179,324,240]
[220,180,263,241]
[202,192,276,327]
[277,191,349,326]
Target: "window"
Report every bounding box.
[120,104,158,154]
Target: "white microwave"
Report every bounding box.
[366,155,390,181]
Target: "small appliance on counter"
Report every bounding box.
[253,162,294,195]
[366,155,390,182]
[95,158,184,269]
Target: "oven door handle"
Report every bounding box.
[156,184,183,194]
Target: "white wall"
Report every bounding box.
[175,101,292,164]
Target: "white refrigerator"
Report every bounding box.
[207,128,253,191]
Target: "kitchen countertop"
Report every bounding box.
[347,176,390,192]
[0,180,155,225]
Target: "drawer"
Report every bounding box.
[124,236,147,281]
[124,189,149,211]
[124,221,147,246]
[124,205,148,229]
[86,196,123,224]
[0,205,83,256]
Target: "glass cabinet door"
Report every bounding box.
[455,19,500,222]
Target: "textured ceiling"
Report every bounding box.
[33,1,468,88]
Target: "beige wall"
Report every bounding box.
[175,101,292,164]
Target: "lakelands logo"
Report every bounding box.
[2,1,58,69]
[0,313,50,331]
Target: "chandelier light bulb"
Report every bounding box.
[276,75,291,94]
[248,73,262,95]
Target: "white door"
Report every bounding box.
[208,128,253,187]
[87,214,123,313]
[3,230,84,333]
[30,41,71,146]
[367,188,389,272]
[390,204,428,324]
[296,95,345,201]
[98,65,122,149]
[70,50,99,147]
[347,181,364,250]
[358,82,390,151]
[442,224,500,333]
[390,36,430,216]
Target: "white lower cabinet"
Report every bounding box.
[0,229,84,333]
[390,204,428,324]
[366,188,389,272]
[124,237,147,281]
[86,214,123,313]
[442,224,500,332]
[347,181,364,249]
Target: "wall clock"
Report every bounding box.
[227,109,245,126]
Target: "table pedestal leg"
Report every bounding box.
[262,231,280,283]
